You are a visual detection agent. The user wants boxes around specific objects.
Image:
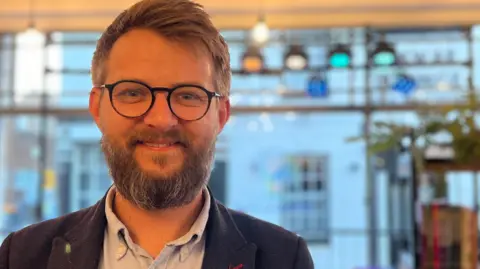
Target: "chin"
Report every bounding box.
[138,159,183,176]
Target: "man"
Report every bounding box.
[0,0,314,268]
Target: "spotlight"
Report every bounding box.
[241,46,264,73]
[328,44,351,69]
[371,41,396,66]
[306,74,328,98]
[284,45,308,70]
[392,73,416,95]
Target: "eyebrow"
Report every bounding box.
[111,78,209,89]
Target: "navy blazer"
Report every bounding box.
[0,191,314,269]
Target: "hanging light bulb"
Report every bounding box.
[251,16,269,45]
[21,24,44,46]
[24,26,41,35]
[15,22,45,104]
[23,0,43,47]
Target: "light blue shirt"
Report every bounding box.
[98,186,210,269]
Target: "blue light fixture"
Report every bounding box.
[392,74,416,95]
[306,75,328,98]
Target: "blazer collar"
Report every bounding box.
[201,195,257,269]
[46,187,257,269]
[47,194,108,269]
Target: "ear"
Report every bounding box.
[89,87,102,129]
[216,97,231,135]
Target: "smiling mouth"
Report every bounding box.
[135,140,186,150]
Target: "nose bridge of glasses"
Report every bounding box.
[151,87,172,95]
[148,87,171,106]
[149,87,171,107]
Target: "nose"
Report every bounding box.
[142,92,179,129]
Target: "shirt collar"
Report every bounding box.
[104,186,130,260]
[104,186,211,260]
[168,188,210,247]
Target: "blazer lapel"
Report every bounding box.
[47,195,108,269]
[202,192,257,269]
[46,187,258,269]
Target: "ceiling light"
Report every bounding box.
[371,41,396,66]
[328,44,351,69]
[284,45,308,70]
[241,46,264,73]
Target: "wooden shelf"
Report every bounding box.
[425,160,480,172]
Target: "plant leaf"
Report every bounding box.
[345,136,366,143]
[367,136,399,154]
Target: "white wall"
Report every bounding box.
[223,112,388,269]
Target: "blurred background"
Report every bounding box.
[3,0,480,269]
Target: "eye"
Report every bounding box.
[179,93,201,100]
[117,89,146,96]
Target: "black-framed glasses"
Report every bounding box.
[100,80,222,121]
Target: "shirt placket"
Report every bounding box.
[148,246,175,269]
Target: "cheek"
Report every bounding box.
[184,119,218,145]
[99,104,135,139]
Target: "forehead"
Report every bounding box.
[106,28,213,88]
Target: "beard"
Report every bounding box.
[100,128,215,210]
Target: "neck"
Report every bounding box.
[113,188,205,257]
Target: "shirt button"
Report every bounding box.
[116,245,127,259]
[180,247,189,261]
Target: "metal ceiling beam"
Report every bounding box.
[0,103,475,117]
[42,61,471,76]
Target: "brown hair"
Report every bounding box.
[91,0,231,96]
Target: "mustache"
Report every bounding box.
[126,129,190,148]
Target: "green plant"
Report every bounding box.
[347,92,480,171]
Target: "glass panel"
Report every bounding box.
[79,172,89,191]
[4,27,480,269]
[0,115,45,235]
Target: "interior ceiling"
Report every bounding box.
[1,0,480,32]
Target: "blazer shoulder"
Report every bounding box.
[226,207,314,268]
[227,207,301,246]
[8,206,94,248]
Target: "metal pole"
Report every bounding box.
[409,129,420,269]
[466,26,479,228]
[365,27,378,267]
[466,26,477,206]
[35,33,49,222]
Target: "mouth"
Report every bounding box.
[135,140,186,150]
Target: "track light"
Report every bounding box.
[241,46,264,73]
[284,45,308,70]
[328,44,351,69]
[371,41,396,66]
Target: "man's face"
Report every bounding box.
[89,28,230,210]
